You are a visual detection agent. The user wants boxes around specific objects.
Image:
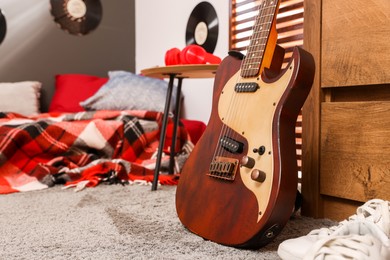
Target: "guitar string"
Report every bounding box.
[233,1,277,159]
[211,0,278,172]
[227,1,269,151]
[212,0,276,163]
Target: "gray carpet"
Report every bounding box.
[0,184,336,259]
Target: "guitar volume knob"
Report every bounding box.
[240,156,255,169]
[251,169,266,183]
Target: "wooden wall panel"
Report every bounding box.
[320,101,390,202]
[321,0,390,87]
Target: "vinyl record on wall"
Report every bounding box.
[0,8,6,45]
[185,1,219,53]
[50,0,102,36]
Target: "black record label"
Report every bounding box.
[186,2,219,53]
[0,8,6,45]
[50,0,102,36]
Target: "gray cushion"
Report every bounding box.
[80,71,176,113]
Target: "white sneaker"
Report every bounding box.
[277,199,390,260]
[303,233,390,260]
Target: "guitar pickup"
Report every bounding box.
[234,82,259,93]
[220,136,244,154]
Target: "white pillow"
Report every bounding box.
[0,81,41,115]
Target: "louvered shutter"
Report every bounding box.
[230,0,304,178]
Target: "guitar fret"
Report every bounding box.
[242,69,261,75]
[242,69,260,78]
[250,35,268,39]
[244,54,263,59]
[243,61,262,66]
[256,14,274,19]
[253,21,272,27]
[243,69,261,74]
[248,43,266,47]
[245,56,264,61]
[249,37,268,42]
[247,50,265,55]
[243,67,260,71]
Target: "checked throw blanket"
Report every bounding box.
[0,110,193,194]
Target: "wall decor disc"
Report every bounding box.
[0,9,6,44]
[185,1,219,53]
[50,0,102,36]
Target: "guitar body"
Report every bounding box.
[175,46,315,248]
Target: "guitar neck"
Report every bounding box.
[241,0,280,78]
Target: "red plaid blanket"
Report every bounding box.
[0,110,192,194]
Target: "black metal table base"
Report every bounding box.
[151,75,183,191]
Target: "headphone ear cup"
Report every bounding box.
[166,45,221,65]
[181,44,222,65]
[165,48,181,65]
[179,45,192,64]
[203,52,222,64]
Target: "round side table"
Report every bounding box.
[141,64,218,190]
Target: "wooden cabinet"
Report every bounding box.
[301,0,390,220]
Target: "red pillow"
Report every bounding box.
[49,74,108,113]
[181,119,206,144]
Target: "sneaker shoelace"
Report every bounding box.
[308,199,390,239]
[303,234,380,260]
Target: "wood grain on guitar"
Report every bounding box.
[176,0,315,249]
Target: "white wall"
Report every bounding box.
[135,0,229,123]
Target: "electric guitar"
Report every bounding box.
[175,0,315,249]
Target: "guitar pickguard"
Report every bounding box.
[218,62,295,222]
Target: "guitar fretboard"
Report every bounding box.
[241,0,279,78]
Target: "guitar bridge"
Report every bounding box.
[208,156,239,181]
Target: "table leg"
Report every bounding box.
[152,74,176,191]
[168,77,183,174]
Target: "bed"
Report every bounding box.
[0,71,206,194]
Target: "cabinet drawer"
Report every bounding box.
[321,0,390,87]
[320,101,390,202]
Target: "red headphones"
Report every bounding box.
[165,44,221,66]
